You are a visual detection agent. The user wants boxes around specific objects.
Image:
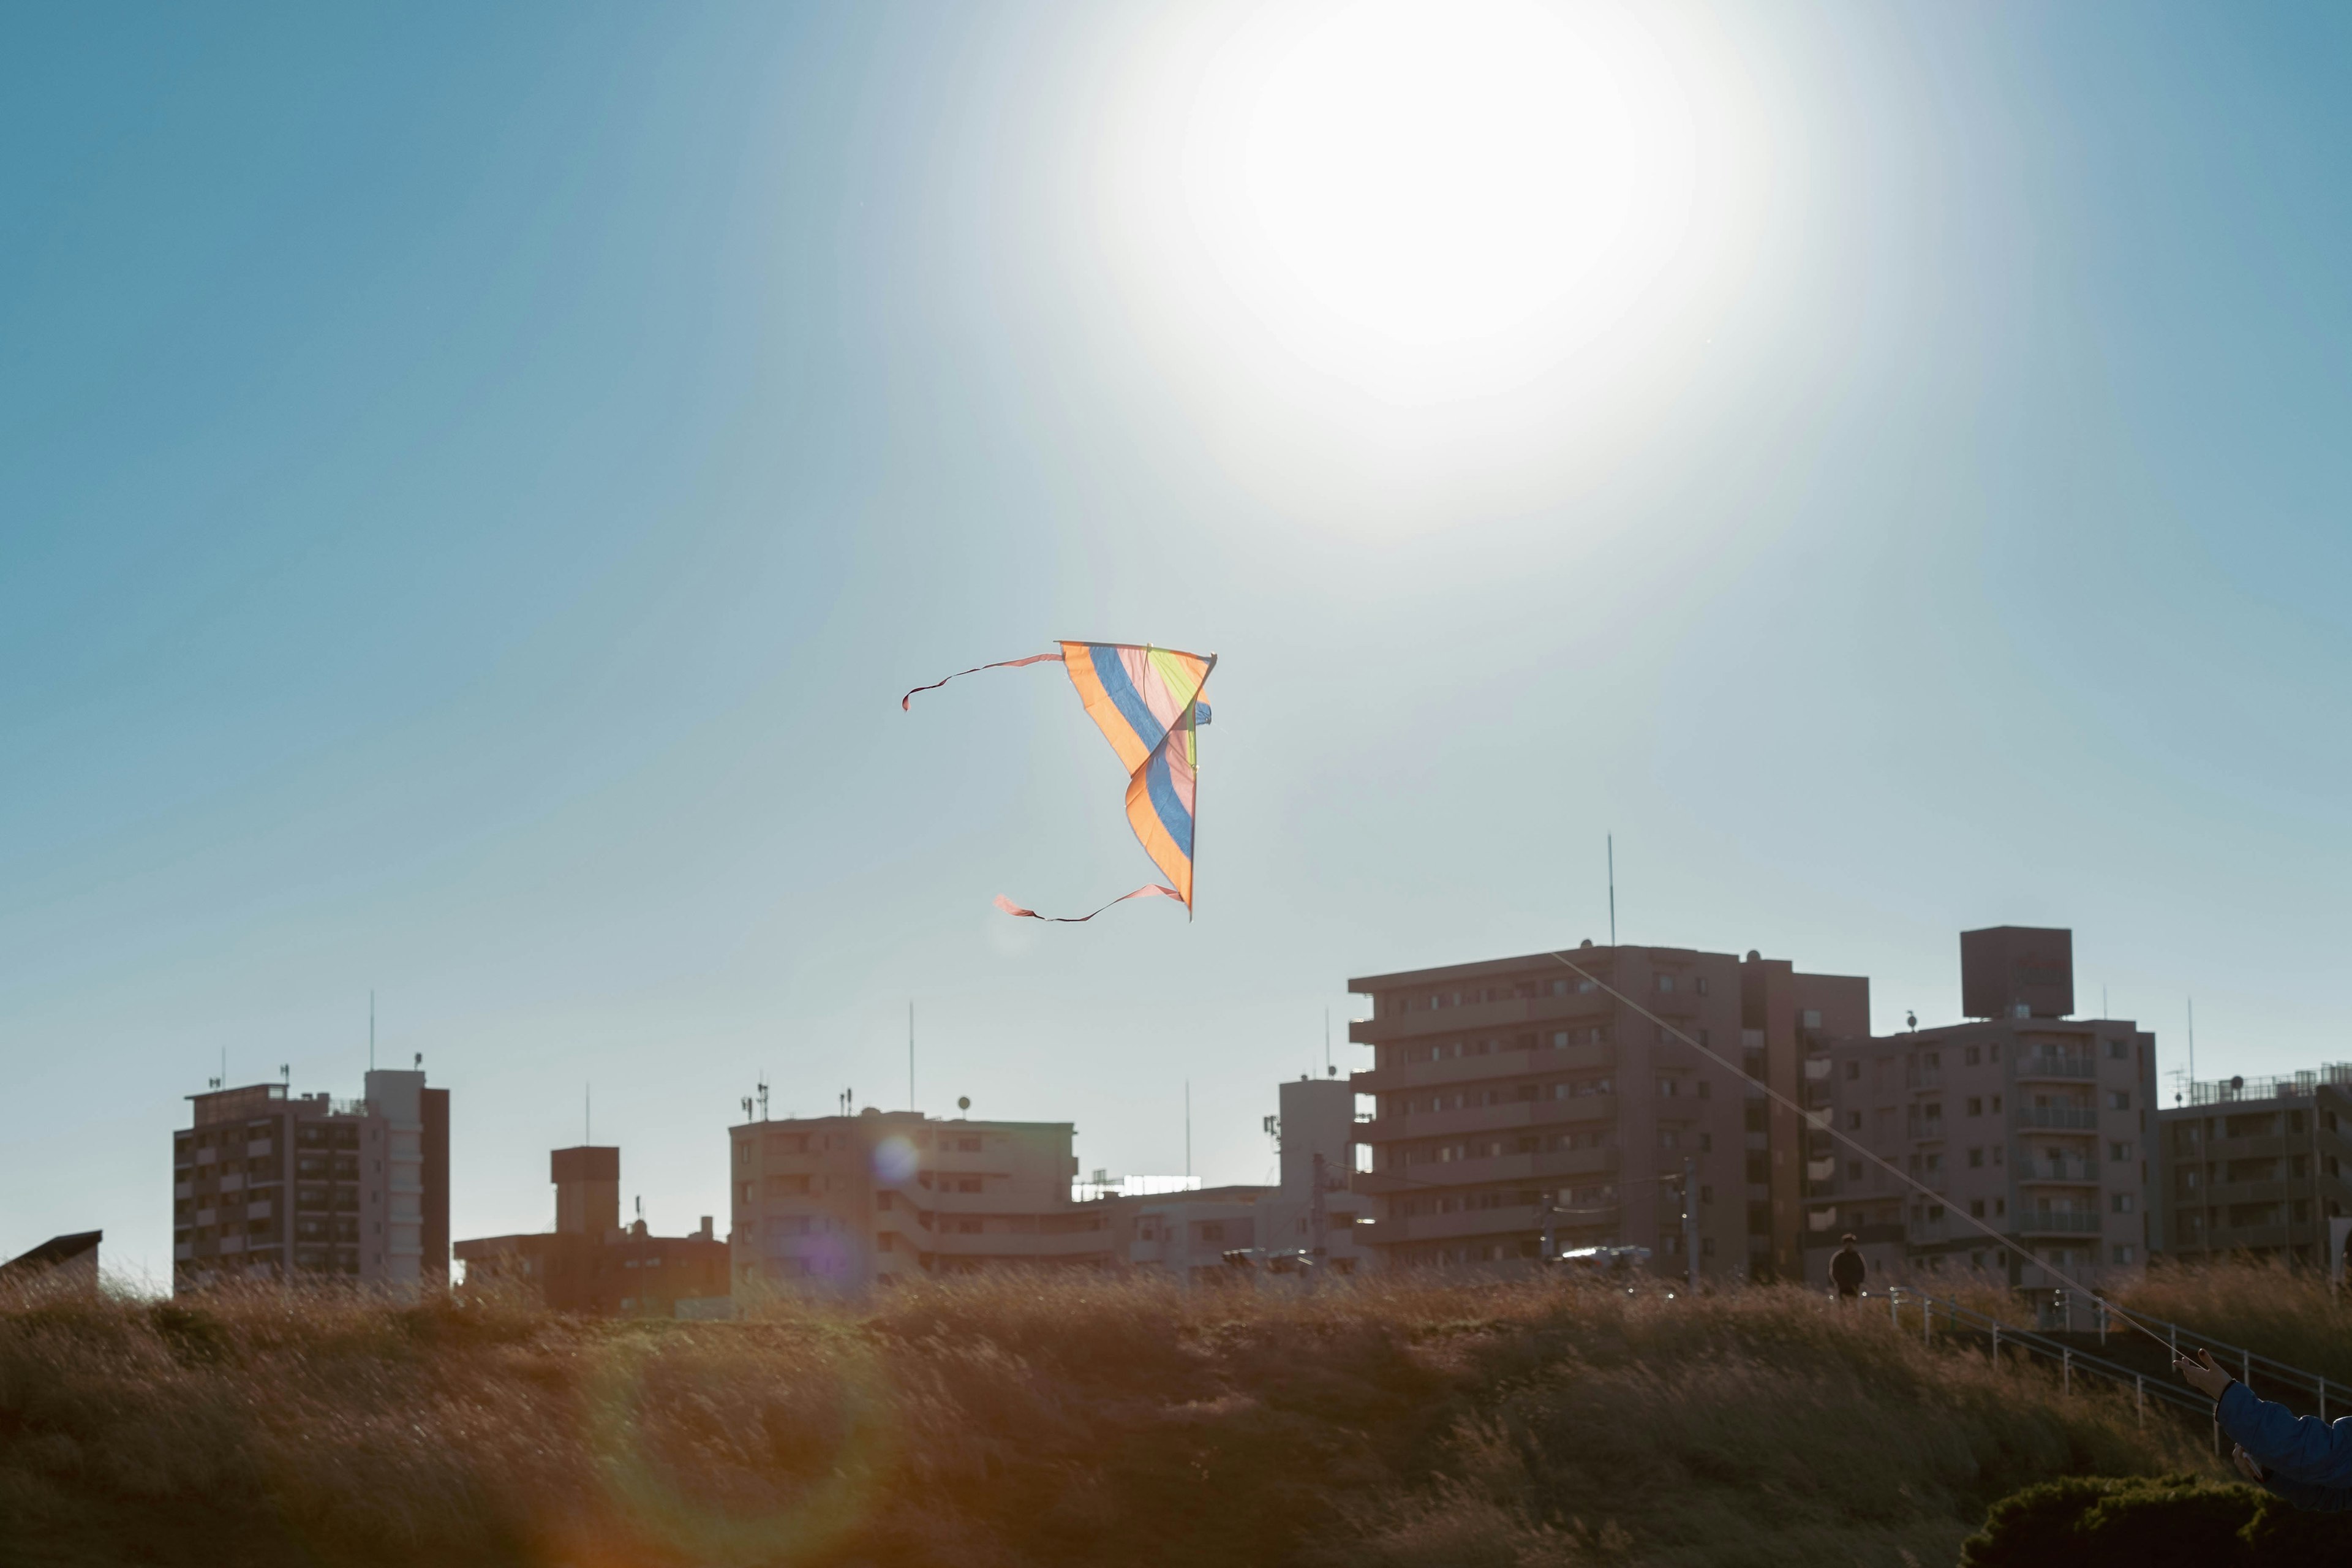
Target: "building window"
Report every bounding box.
[1989,1043,2002,1062]
[1969,1199,1985,1218]
[2109,1142,2133,1162]
[1967,1148,1983,1169]
[1846,1161,1861,1182]
[2108,1039,2128,1060]
[1966,1097,1982,1118]
[1801,1009,1822,1029]
[2111,1194,2136,1214]
[1659,1130,1681,1150]
[2113,1244,2137,1264]
[1992,1145,2003,1165]
[1657,1077,1678,1098]
[1964,1046,1981,1066]
[1847,1112,1862,1131]
[1656,974,1676,993]
[1994,1198,2005,1216]
[1991,1095,2003,1114]
[1845,1061,1860,1081]
[2108,1091,2131,1111]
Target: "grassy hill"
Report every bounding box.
[0,1272,2249,1567]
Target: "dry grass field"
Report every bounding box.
[5,1267,2307,1568]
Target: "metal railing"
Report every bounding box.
[1880,1287,2214,1431]
[2017,1107,2097,1129]
[1878,1287,2345,1437]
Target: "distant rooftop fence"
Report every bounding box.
[2181,1063,2352,1106]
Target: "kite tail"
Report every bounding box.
[993,886,1180,922]
[899,651,1065,710]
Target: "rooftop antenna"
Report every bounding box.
[1607,834,1616,947]
[221,1045,227,1088]
[741,1095,755,1122]
[2187,998,2196,1090]
[280,1063,290,1087]
[757,1076,769,1121]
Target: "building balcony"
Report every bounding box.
[1352,1041,1617,1095]
[1907,1071,1942,1093]
[1377,1202,1566,1245]
[2015,1212,2103,1235]
[2192,1179,2291,1207]
[2016,1055,2097,1082]
[1803,1057,1833,1082]
[2018,1162,2099,1184]
[1349,995,1616,1047]
[2183,1222,2299,1251]
[2016,1107,2097,1130]
[1357,1098,1616,1145]
[1357,1145,1618,1194]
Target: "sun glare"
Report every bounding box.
[1173,0,1699,405]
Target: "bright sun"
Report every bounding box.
[1169,0,1700,405]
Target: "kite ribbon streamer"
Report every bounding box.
[900,652,1065,711]
[993,886,1182,922]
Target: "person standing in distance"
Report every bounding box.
[1830,1234,1866,1306]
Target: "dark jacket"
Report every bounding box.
[1830,1246,1866,1292]
[2218,1379,2352,1512]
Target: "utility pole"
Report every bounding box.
[1684,1156,1700,1295]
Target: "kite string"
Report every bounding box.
[1535,949,2178,1354]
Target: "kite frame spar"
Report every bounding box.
[901,641,1218,923]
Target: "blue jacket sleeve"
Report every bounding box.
[2218,1381,2352,1490]
[2257,1467,2352,1513]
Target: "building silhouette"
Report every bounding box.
[1804,927,2159,1296]
[454,1145,729,1317]
[2157,1067,2352,1267]
[1349,943,1868,1279]
[173,1069,447,1294]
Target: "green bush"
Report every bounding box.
[1963,1473,2352,1567]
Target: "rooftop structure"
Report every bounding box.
[0,1231,102,1292]
[454,1144,728,1317]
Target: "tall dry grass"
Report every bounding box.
[0,1273,2215,1568]
[2112,1262,2352,1383]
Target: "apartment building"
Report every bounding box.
[1349,943,1869,1281]
[1123,1075,1371,1283]
[454,1145,730,1317]
[728,1107,1113,1294]
[2157,1067,2352,1266]
[1803,927,2158,1294]
[173,1068,448,1295]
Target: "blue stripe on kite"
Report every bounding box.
[1086,644,1166,754]
[1143,741,1194,861]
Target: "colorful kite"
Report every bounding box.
[902,642,1217,921]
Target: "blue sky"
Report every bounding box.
[6,2,2350,1283]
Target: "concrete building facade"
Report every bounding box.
[1349,943,1868,1280]
[1121,1076,1372,1283]
[1802,928,2160,1295]
[728,1108,1113,1294]
[454,1144,730,1317]
[173,1068,448,1295]
[2157,1068,2352,1267]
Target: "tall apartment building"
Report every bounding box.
[729,1107,1112,1294]
[2157,1067,2352,1266]
[1804,927,2158,1294]
[454,1145,731,1317]
[1350,943,1868,1280]
[173,1068,448,1294]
